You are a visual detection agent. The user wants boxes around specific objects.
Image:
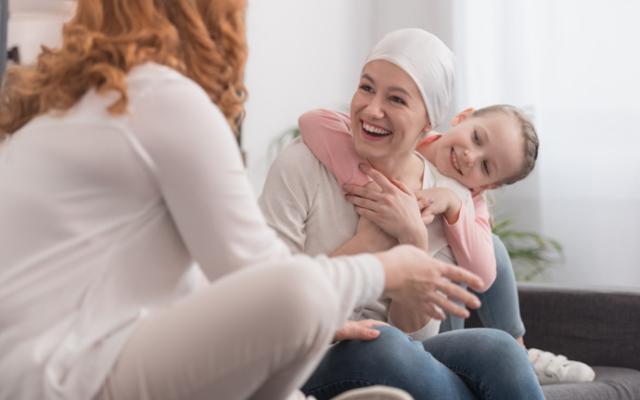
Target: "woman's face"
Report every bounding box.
[350,60,430,163]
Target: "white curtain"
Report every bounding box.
[454,0,640,287]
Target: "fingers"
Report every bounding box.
[438,263,485,293]
[436,279,481,310]
[389,177,413,195]
[361,319,390,328]
[346,195,379,211]
[422,214,435,225]
[417,196,434,210]
[359,164,398,192]
[425,292,471,319]
[334,319,386,342]
[421,208,435,224]
[349,325,381,341]
[343,183,384,200]
[420,301,447,320]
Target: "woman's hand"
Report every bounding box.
[344,164,428,250]
[416,187,463,225]
[333,319,389,342]
[376,245,483,321]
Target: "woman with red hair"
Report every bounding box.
[0,1,484,399]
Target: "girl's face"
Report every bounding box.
[427,110,525,192]
[350,60,431,163]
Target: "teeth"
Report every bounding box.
[362,122,391,135]
[451,148,462,174]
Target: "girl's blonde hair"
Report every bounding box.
[0,0,247,138]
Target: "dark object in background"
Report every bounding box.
[467,284,640,400]
[0,0,7,79]
[7,45,19,64]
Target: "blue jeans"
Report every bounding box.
[440,235,526,338]
[302,326,543,399]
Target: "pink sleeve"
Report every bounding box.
[443,193,497,291]
[298,109,369,187]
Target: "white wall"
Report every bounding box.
[455,0,640,289]
[5,0,376,194]
[242,0,375,191]
[9,0,636,288]
[7,0,74,64]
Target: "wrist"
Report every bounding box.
[444,196,462,224]
[398,226,429,250]
[375,247,412,296]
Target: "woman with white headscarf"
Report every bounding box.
[260,28,544,399]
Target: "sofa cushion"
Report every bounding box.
[543,366,640,400]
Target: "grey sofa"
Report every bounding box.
[467,284,640,400]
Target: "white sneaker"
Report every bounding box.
[292,386,413,400]
[331,386,413,400]
[528,348,596,385]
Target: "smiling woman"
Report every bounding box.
[351,60,429,182]
[259,28,544,399]
[350,60,430,192]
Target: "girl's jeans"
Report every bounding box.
[439,234,526,338]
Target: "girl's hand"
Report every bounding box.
[344,164,428,250]
[417,187,462,225]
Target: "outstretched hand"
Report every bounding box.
[376,245,483,321]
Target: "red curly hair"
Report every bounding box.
[0,0,248,137]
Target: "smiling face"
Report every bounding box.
[350,60,431,164]
[427,110,526,192]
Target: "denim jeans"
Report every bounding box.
[302,326,543,400]
[440,234,526,338]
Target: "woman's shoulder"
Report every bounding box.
[271,138,325,174]
[126,62,227,131]
[126,62,210,106]
[128,62,193,87]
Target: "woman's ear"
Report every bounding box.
[450,108,475,126]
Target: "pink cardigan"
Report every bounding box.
[299,109,496,290]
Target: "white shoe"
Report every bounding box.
[330,386,413,400]
[528,348,596,385]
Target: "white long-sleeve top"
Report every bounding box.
[0,63,384,400]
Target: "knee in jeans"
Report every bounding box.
[343,326,419,368]
[492,235,511,265]
[475,329,528,368]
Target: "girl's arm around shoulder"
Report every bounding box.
[442,193,496,291]
[299,109,369,187]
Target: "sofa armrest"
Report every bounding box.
[467,284,640,370]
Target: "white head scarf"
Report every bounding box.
[365,28,455,130]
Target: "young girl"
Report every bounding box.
[299,106,595,385]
